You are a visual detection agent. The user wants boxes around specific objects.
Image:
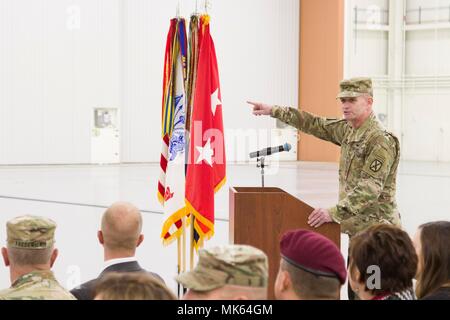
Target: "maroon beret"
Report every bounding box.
[280,229,347,284]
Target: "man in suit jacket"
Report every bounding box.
[70,202,164,300]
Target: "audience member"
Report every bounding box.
[71,202,164,300]
[176,245,268,300]
[0,215,75,300]
[413,221,450,300]
[274,229,346,300]
[348,224,417,300]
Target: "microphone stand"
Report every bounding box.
[257,157,265,187]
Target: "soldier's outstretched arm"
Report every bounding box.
[247,102,346,146]
[328,139,396,223]
[247,101,272,116]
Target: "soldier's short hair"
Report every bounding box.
[281,259,341,299]
[7,247,53,266]
[349,224,418,296]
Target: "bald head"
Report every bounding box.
[100,202,143,252]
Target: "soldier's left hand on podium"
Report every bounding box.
[308,208,333,228]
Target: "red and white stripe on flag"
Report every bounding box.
[159,19,189,245]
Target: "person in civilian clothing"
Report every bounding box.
[70,202,164,300]
[413,221,450,300]
[348,224,417,300]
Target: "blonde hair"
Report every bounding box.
[95,272,176,300]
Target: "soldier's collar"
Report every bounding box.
[11,270,55,287]
[348,113,377,142]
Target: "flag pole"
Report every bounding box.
[190,214,195,270]
[182,215,186,273]
[177,236,181,298]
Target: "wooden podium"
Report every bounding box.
[229,187,340,299]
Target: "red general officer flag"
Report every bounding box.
[185,15,226,250]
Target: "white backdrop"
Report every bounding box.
[344,0,450,162]
[0,0,299,165]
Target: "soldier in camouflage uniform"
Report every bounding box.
[248,77,401,237]
[0,215,76,300]
[175,244,268,300]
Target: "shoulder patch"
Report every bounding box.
[362,144,394,179]
[369,159,383,172]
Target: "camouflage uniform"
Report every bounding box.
[175,244,268,291]
[0,215,76,300]
[271,77,401,237]
[0,271,76,300]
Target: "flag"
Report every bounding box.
[159,18,189,245]
[158,19,176,206]
[184,15,201,179]
[185,15,226,250]
[185,15,201,139]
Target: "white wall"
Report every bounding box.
[0,0,299,164]
[402,88,450,162]
[406,29,450,75]
[403,0,450,161]
[344,0,450,162]
[0,0,121,164]
[406,0,450,24]
[345,0,389,77]
[349,30,389,76]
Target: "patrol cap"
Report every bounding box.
[337,77,373,99]
[175,245,268,292]
[280,229,347,284]
[6,215,56,249]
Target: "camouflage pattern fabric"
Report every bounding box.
[7,215,56,249]
[271,108,401,237]
[175,245,268,291]
[0,271,76,300]
[336,77,373,98]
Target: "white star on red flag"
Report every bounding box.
[210,88,222,116]
[195,138,214,167]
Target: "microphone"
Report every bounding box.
[249,143,292,159]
